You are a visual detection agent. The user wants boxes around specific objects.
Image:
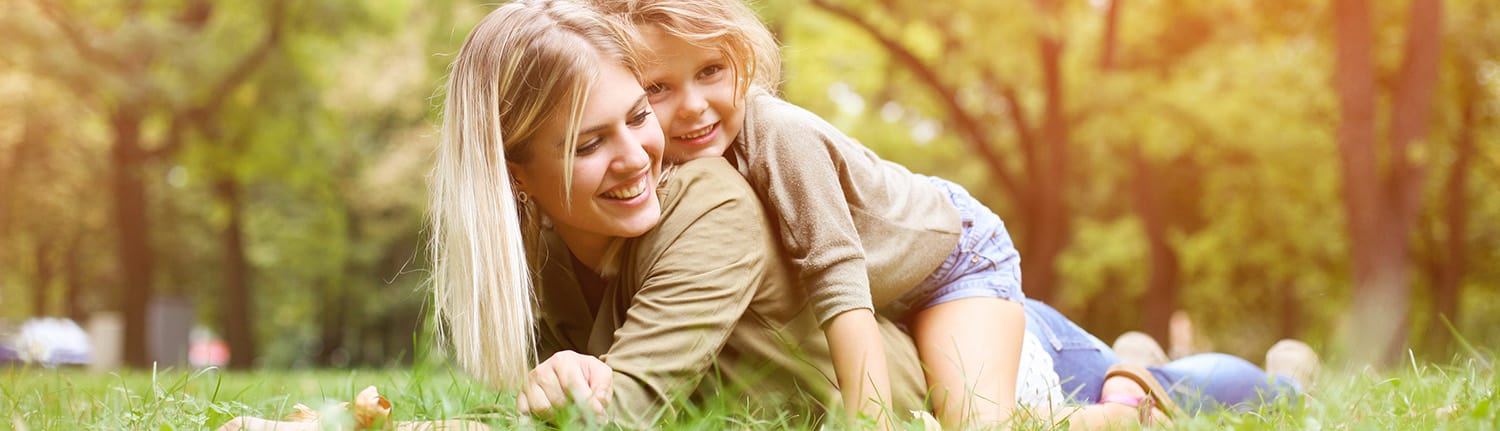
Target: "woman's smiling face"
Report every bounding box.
[510,55,665,259]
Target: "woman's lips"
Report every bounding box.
[601,172,650,201]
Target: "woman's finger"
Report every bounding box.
[520,377,556,418]
[531,363,571,409]
[582,357,613,392]
[553,357,596,406]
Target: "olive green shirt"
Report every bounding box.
[729,89,963,325]
[533,158,929,427]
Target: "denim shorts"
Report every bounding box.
[1022,298,1118,404]
[884,176,1026,321]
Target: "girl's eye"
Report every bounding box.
[697,65,723,79]
[627,110,653,127]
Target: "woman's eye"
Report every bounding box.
[627,110,653,127]
[644,83,666,95]
[575,138,602,156]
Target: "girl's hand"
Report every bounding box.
[516,350,613,421]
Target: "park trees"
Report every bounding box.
[1,0,470,368]
[769,0,1497,362]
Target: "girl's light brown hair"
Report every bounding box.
[591,0,781,98]
[430,0,639,390]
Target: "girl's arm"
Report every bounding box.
[826,309,894,427]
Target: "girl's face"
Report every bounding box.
[510,58,665,259]
[638,27,744,163]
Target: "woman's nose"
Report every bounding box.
[612,129,651,172]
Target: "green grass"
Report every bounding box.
[2,358,1496,430]
[0,365,507,430]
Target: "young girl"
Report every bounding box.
[588,1,1315,429]
[590,0,1048,426]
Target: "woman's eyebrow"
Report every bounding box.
[571,94,650,139]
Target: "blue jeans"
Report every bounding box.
[887,176,1025,321]
[1024,299,1302,413]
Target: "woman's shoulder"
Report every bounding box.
[660,158,757,205]
[620,158,774,281]
[647,158,766,239]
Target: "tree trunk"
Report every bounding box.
[1376,0,1443,362]
[1333,0,1395,367]
[1100,0,1179,339]
[33,241,53,317]
[1131,145,1178,342]
[111,107,155,368]
[316,278,348,366]
[215,178,257,369]
[1426,56,1475,356]
[1100,0,1122,70]
[1022,0,1071,305]
[319,202,366,366]
[1280,279,1301,340]
[66,233,88,322]
[1334,0,1442,366]
[5,112,43,309]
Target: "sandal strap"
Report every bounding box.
[1105,363,1183,419]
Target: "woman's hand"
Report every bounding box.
[516,350,613,421]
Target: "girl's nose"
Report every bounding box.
[677,85,707,120]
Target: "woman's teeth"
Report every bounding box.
[603,177,647,200]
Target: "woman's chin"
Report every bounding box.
[619,212,662,238]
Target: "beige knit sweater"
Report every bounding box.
[729,89,963,325]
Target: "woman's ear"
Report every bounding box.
[507,162,528,192]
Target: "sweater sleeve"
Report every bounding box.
[598,163,774,426]
[741,99,875,326]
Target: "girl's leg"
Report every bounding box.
[1152,353,1302,414]
[1034,403,1166,430]
[910,297,1025,428]
[900,176,1031,427]
[1025,300,1176,428]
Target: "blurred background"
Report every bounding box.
[0,0,1495,371]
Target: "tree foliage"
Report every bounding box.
[766,0,1499,362]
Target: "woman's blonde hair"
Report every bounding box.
[430,0,639,390]
[590,0,781,98]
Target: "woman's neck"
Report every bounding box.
[553,226,611,272]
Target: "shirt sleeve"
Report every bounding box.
[745,103,875,325]
[598,174,775,426]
